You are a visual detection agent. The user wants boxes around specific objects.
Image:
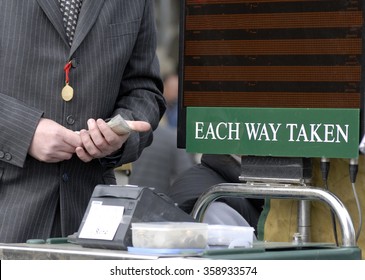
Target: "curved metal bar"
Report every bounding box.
[191,183,356,247]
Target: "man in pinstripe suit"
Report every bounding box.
[0,0,166,243]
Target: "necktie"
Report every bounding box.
[59,0,83,46]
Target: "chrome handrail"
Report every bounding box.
[191,183,356,247]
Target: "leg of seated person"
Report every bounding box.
[168,154,263,229]
[168,163,223,213]
[201,154,264,229]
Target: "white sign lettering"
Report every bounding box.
[194,122,349,143]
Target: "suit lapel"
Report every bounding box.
[36,0,105,58]
[69,0,106,58]
[36,0,69,47]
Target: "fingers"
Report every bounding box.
[29,118,82,162]
[79,128,103,156]
[29,117,149,163]
[78,119,125,159]
[95,119,121,142]
[75,146,93,162]
[63,129,83,148]
[75,118,151,162]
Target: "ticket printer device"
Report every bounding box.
[75,185,196,250]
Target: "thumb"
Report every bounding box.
[126,121,152,132]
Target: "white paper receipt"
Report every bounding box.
[79,202,124,240]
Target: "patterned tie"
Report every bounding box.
[59,0,83,46]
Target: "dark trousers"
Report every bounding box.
[168,154,264,229]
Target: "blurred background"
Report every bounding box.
[154,0,180,78]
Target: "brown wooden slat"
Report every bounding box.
[187,0,327,4]
[183,91,361,108]
[184,66,361,82]
[185,39,362,56]
[186,12,363,30]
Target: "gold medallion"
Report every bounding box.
[61,83,74,101]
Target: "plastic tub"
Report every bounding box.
[207,225,255,247]
[131,222,208,249]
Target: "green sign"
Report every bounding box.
[186,107,360,158]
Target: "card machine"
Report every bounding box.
[75,184,196,250]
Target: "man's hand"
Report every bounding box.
[75,118,151,162]
[29,118,83,162]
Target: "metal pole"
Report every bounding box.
[298,200,311,242]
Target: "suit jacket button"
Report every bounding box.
[0,151,4,159]
[5,153,12,161]
[62,173,69,182]
[66,115,75,125]
[71,58,78,68]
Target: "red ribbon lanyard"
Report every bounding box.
[64,61,72,84]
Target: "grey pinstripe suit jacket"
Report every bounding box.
[0,0,165,242]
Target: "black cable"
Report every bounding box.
[320,157,330,183]
[349,158,362,241]
[349,158,358,184]
[320,157,339,246]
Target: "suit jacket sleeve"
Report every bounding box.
[100,0,166,167]
[0,93,43,168]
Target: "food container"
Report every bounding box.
[207,225,255,247]
[131,222,208,249]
